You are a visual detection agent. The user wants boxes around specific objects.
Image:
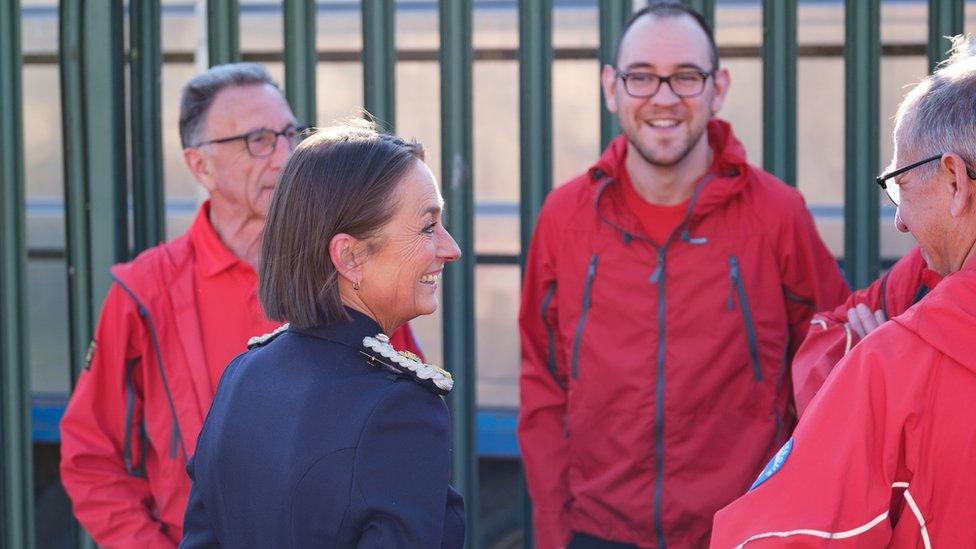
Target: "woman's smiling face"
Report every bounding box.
[356,159,461,331]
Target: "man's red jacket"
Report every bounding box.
[60,207,423,547]
[711,259,976,548]
[518,120,849,548]
[791,246,941,417]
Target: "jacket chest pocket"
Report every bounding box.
[570,254,599,380]
[726,254,762,381]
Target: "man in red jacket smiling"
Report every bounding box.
[59,64,424,548]
[712,35,976,548]
[517,4,848,548]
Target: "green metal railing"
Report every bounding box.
[519,0,553,255]
[1,1,34,547]
[517,3,553,543]
[682,0,715,28]
[284,0,317,125]
[2,1,972,548]
[844,0,881,289]
[59,5,128,544]
[60,0,129,382]
[208,0,240,66]
[928,0,965,71]
[363,0,397,131]
[599,0,632,149]
[762,0,797,186]
[131,0,166,253]
[440,2,478,547]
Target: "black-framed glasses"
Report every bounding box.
[193,124,309,158]
[615,68,714,98]
[876,153,976,206]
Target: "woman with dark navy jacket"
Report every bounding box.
[180,121,464,548]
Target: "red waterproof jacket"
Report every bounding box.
[60,207,423,548]
[518,120,849,548]
[711,259,976,548]
[792,246,942,417]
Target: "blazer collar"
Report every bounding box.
[289,308,384,350]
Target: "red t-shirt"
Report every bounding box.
[619,169,692,245]
[190,202,281,390]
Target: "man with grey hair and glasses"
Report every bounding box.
[712,35,976,547]
[59,63,424,547]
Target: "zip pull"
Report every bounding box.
[587,255,598,278]
[727,255,739,310]
[649,250,665,284]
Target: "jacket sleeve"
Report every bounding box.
[791,274,885,418]
[350,382,459,548]
[774,197,850,359]
[710,326,927,548]
[792,246,930,418]
[179,456,220,548]
[59,283,177,548]
[390,322,426,362]
[517,207,572,549]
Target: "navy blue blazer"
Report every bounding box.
[180,309,465,548]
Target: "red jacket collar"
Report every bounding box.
[589,118,751,229]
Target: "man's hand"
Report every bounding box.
[846,303,887,339]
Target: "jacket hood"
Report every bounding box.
[589,118,751,221]
[894,259,976,372]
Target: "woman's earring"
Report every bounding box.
[353,280,361,291]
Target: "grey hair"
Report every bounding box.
[178,63,280,149]
[893,34,976,179]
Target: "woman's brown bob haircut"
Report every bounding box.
[259,120,424,328]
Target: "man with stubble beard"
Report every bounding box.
[517,5,848,548]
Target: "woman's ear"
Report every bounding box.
[329,233,363,284]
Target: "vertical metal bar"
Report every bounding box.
[440,1,477,547]
[519,0,553,259]
[84,0,129,299]
[599,0,632,151]
[518,2,553,542]
[59,2,97,547]
[207,0,240,66]
[284,0,317,125]
[0,1,35,547]
[681,0,715,29]
[362,0,396,132]
[844,0,880,288]
[761,0,797,186]
[928,0,964,72]
[60,0,128,374]
[59,0,92,387]
[131,0,166,253]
